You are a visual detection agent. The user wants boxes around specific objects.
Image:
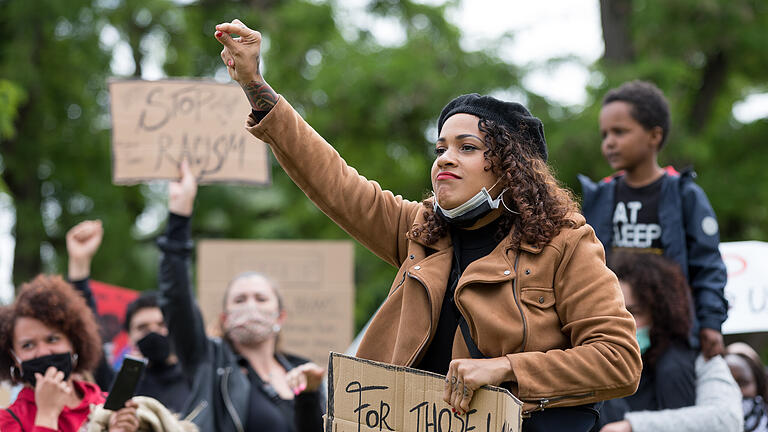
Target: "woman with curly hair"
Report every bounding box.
[598,252,700,431]
[214,19,642,431]
[0,275,139,432]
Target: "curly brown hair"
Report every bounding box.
[410,118,579,248]
[0,274,102,383]
[608,252,692,368]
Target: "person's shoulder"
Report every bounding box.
[578,172,620,191]
[541,212,596,251]
[656,343,698,373]
[0,397,30,430]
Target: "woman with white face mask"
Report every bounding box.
[214,19,643,432]
[0,275,139,432]
[156,161,325,432]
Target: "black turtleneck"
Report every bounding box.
[415,219,503,375]
[134,360,190,414]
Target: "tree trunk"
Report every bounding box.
[600,0,635,64]
[689,50,727,134]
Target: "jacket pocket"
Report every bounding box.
[520,288,555,309]
[519,288,562,352]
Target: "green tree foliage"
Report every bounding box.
[1,0,765,333]
[545,0,768,244]
[0,0,149,288]
[0,0,520,329]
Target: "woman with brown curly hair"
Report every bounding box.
[215,19,642,432]
[598,252,699,431]
[0,275,139,432]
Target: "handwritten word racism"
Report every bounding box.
[110,80,269,184]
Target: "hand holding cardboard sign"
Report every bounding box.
[443,357,514,414]
[168,159,197,217]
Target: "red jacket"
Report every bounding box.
[0,380,105,432]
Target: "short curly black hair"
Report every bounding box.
[608,252,692,368]
[603,80,671,149]
[124,291,160,332]
[0,274,102,384]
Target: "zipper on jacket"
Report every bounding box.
[521,391,595,415]
[183,400,208,423]
[509,253,527,352]
[405,271,434,366]
[388,270,408,298]
[221,367,245,432]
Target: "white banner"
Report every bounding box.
[721,241,768,334]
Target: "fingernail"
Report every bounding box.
[293,389,299,395]
[300,384,306,391]
[452,408,456,413]
[215,31,222,38]
[228,60,233,67]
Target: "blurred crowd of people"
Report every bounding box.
[0,18,764,432]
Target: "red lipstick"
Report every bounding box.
[436,172,460,180]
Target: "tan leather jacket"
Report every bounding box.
[247,97,642,413]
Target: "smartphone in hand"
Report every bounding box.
[103,356,147,411]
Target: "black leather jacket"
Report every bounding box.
[157,213,324,432]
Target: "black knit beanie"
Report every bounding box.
[437,93,548,161]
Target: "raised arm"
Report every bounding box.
[215,19,278,113]
[214,20,421,267]
[66,219,103,310]
[157,160,209,370]
[66,220,115,389]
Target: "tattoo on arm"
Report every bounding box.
[242,80,278,111]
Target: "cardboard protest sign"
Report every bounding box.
[197,240,354,366]
[325,353,522,432]
[721,241,768,334]
[109,79,270,184]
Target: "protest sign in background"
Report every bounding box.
[197,240,354,366]
[109,79,270,184]
[90,280,140,367]
[326,353,522,432]
[721,241,768,335]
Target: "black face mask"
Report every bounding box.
[136,332,171,366]
[19,352,74,387]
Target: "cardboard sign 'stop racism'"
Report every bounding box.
[326,353,522,432]
[109,79,270,185]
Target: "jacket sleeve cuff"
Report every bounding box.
[251,109,269,123]
[504,354,518,384]
[698,318,723,332]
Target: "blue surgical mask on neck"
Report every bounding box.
[433,178,507,227]
[636,326,651,355]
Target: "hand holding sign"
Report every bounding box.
[168,159,198,217]
[444,357,515,414]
